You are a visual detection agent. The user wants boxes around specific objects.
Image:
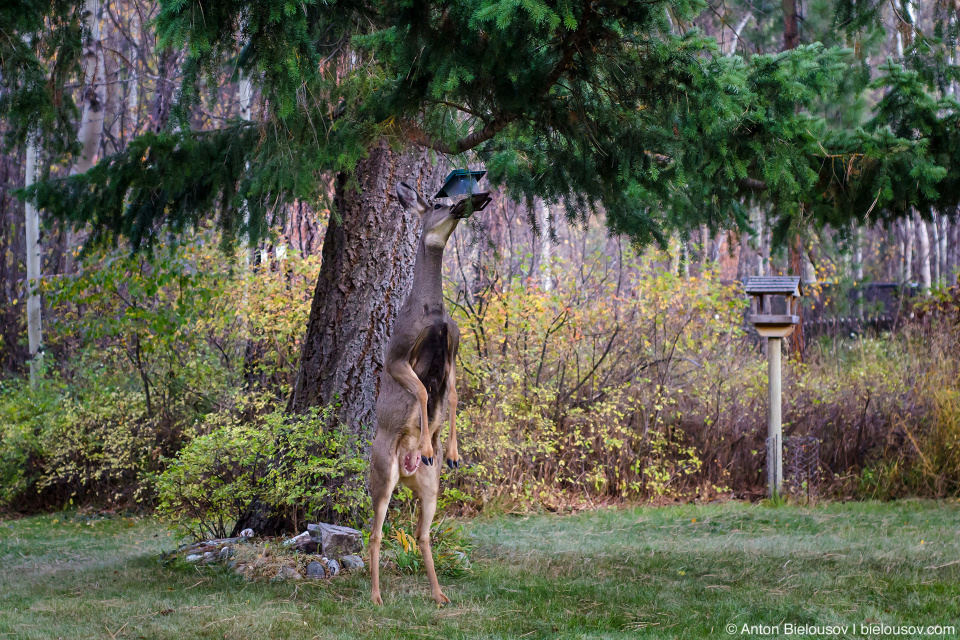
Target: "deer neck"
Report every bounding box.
[407,241,446,315]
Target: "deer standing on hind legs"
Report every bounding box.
[369,181,468,606]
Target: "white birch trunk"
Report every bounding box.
[759,212,770,277]
[948,214,960,286]
[238,71,254,266]
[916,211,931,293]
[65,0,106,269]
[72,0,106,177]
[903,217,914,284]
[24,142,43,387]
[938,214,948,287]
[853,227,864,281]
[535,199,552,291]
[803,243,817,283]
[932,213,941,286]
[127,10,140,134]
[669,233,681,276]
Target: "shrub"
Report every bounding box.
[0,366,165,509]
[0,231,321,513]
[451,253,741,505]
[156,402,368,541]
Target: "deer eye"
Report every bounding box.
[434,204,443,209]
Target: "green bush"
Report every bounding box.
[156,402,368,541]
[0,367,164,509]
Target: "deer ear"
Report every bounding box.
[396,181,429,216]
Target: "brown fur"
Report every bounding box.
[369,182,463,606]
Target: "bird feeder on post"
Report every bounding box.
[745,276,802,498]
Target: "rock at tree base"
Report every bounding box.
[283,531,319,553]
[326,559,340,576]
[340,555,364,571]
[306,561,326,579]
[278,566,302,581]
[307,523,363,559]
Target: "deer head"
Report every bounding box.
[396,181,467,250]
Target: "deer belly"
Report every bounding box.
[412,323,449,423]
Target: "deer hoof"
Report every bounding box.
[421,455,434,466]
[446,459,460,470]
[372,593,383,606]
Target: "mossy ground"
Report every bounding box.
[1,500,959,639]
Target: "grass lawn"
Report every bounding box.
[1,500,959,639]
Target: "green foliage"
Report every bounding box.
[380,517,473,578]
[0,0,83,153]
[24,0,947,253]
[0,231,321,512]
[156,402,368,541]
[0,366,161,509]
[449,250,742,504]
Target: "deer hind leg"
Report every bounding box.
[413,466,449,605]
[444,363,460,469]
[369,442,399,606]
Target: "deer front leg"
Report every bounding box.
[369,442,399,605]
[387,360,435,464]
[444,364,460,469]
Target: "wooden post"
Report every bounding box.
[767,336,783,496]
[745,276,801,499]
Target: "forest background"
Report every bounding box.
[2,0,960,540]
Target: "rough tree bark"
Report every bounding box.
[288,142,446,428]
[233,141,445,535]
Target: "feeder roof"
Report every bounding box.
[435,170,487,198]
[744,276,802,297]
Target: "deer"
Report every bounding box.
[368,180,480,606]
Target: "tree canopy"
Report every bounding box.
[12,0,960,250]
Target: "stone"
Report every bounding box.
[307,523,363,559]
[453,551,470,567]
[306,561,326,579]
[340,555,364,571]
[283,531,319,553]
[218,546,232,560]
[185,554,203,563]
[326,559,340,576]
[239,528,254,538]
[278,566,302,581]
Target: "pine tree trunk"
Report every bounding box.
[288,142,445,426]
[234,141,444,535]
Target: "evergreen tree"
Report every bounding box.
[14,0,960,528]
